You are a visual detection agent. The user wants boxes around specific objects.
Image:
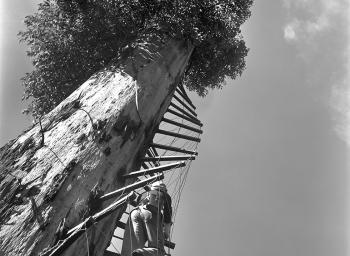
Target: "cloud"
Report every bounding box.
[331,41,350,146]
[331,79,350,145]
[283,20,298,41]
[282,0,350,146]
[283,0,345,42]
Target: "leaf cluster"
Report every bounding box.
[19,0,253,117]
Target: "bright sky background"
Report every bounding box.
[0,1,349,256]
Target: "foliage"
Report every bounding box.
[19,0,253,117]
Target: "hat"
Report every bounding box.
[150,181,167,193]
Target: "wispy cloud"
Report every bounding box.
[283,0,345,42]
[330,42,350,147]
[283,0,350,146]
[283,19,299,41]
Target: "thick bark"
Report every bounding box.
[0,40,193,256]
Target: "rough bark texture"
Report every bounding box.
[0,40,193,256]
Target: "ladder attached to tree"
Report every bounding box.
[41,84,202,256]
[104,84,202,255]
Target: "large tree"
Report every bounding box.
[0,1,253,255]
[19,0,252,118]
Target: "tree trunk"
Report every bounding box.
[0,40,193,256]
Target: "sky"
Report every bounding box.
[0,1,349,256]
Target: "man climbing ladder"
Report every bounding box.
[121,181,172,256]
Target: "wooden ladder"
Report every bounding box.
[104,84,202,255]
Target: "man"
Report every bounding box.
[121,181,172,256]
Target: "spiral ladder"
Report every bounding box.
[104,84,202,256]
[43,83,202,256]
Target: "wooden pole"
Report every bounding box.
[142,155,196,161]
[45,192,136,256]
[99,174,164,202]
[123,161,186,179]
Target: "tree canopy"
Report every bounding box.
[19,0,253,117]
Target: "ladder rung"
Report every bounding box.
[165,240,176,249]
[167,109,202,127]
[146,148,155,157]
[141,162,150,169]
[113,235,123,240]
[175,88,196,112]
[150,143,198,155]
[142,155,196,162]
[178,83,195,108]
[170,102,197,119]
[115,220,126,229]
[151,146,159,156]
[146,149,160,166]
[157,129,201,142]
[104,250,121,256]
[162,117,203,134]
[173,94,196,116]
[123,162,186,179]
